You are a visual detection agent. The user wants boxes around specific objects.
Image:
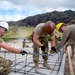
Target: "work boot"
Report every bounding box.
[43,60,50,69]
[34,63,42,74]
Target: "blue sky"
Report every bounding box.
[0,0,75,21]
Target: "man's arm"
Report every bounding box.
[0,42,21,53]
[0,42,27,55]
[50,35,56,47]
[33,33,43,46]
[50,35,58,53]
[33,33,46,52]
[56,28,71,50]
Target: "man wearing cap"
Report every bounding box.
[32,21,57,73]
[55,22,75,58]
[0,21,27,75]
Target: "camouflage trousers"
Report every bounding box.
[33,37,49,63]
[0,57,12,75]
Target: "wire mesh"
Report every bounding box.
[0,41,65,75]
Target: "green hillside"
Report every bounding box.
[3,26,34,41]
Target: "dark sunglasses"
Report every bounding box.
[59,25,64,33]
[59,27,62,32]
[4,28,8,32]
[0,26,8,32]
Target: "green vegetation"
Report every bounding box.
[17,26,34,39]
[3,26,34,41]
[2,37,18,42]
[2,26,62,42]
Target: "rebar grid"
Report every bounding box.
[0,48,65,75]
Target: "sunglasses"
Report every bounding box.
[4,28,8,32]
[59,25,64,33]
[59,27,62,32]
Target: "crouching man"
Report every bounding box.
[0,21,27,75]
[33,21,57,73]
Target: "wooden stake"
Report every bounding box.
[67,47,74,75]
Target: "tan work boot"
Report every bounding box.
[34,63,42,74]
[43,60,51,69]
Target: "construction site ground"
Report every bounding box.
[64,53,75,75]
[0,39,75,75]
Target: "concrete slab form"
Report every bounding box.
[0,41,66,75]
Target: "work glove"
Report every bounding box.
[20,50,28,55]
[56,37,61,41]
[41,45,45,52]
[50,46,57,54]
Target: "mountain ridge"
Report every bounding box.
[8,10,75,26]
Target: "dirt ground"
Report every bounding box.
[72,54,75,74]
[64,54,75,75]
[64,58,70,75]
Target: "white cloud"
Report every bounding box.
[0,0,75,21]
[0,15,3,21]
[2,14,26,21]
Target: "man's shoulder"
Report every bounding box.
[37,23,45,26]
[34,23,45,30]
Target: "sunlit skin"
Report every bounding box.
[60,25,67,33]
[0,27,6,37]
[0,27,21,53]
[33,33,43,46]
